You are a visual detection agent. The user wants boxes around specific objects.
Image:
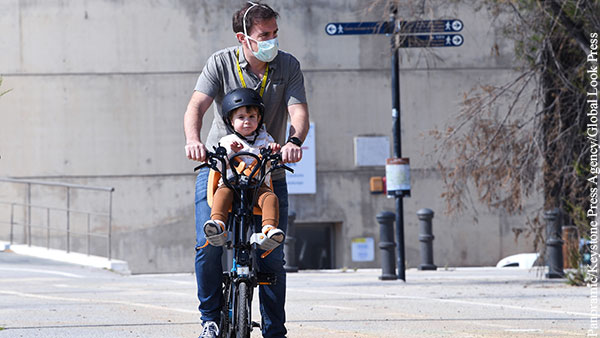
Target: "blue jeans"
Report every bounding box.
[194,168,288,338]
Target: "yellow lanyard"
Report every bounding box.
[236,49,269,97]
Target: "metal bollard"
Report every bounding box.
[417,208,437,270]
[377,211,397,280]
[545,208,565,278]
[284,211,299,273]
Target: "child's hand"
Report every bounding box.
[231,141,244,153]
[269,143,281,154]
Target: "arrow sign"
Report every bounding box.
[325,19,463,36]
[398,19,463,34]
[325,22,392,35]
[399,34,464,48]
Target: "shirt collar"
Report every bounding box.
[237,45,249,68]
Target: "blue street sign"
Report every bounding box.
[399,34,463,48]
[325,19,463,36]
[325,22,392,35]
[398,19,463,34]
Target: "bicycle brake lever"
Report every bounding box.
[215,145,228,157]
[260,147,271,156]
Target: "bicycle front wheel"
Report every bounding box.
[236,282,250,338]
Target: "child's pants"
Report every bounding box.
[210,184,279,227]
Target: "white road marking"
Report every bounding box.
[0,290,198,315]
[53,284,71,288]
[313,304,357,311]
[130,276,195,286]
[504,328,544,333]
[287,288,590,318]
[0,267,84,278]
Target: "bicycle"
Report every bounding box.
[195,145,293,338]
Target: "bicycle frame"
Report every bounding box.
[226,175,256,338]
[196,146,291,338]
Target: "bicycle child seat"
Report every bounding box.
[206,157,272,215]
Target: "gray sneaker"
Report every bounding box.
[204,220,227,246]
[199,321,219,338]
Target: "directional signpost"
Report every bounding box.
[326,14,464,281]
[398,34,463,48]
[325,19,464,47]
[325,21,393,35]
[398,19,463,34]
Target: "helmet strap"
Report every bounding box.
[234,130,260,145]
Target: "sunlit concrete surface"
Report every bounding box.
[0,251,588,337]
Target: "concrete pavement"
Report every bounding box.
[0,251,589,337]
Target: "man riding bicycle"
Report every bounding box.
[183,2,309,337]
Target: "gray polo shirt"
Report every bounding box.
[195,46,307,180]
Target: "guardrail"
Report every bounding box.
[0,177,115,259]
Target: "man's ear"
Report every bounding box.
[236,32,246,44]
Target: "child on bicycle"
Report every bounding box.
[203,87,285,250]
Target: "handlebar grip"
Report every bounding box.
[194,163,209,171]
[279,164,294,173]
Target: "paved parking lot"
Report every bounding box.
[0,251,589,337]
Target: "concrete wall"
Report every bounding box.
[0,0,539,273]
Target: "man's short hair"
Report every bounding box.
[232,2,279,35]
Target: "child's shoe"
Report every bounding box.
[203,220,227,246]
[250,225,285,251]
[262,225,285,244]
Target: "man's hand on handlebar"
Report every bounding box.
[185,141,208,162]
[281,142,302,163]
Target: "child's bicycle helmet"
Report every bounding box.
[221,88,265,136]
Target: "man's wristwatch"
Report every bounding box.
[286,136,303,147]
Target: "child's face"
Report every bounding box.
[230,106,259,137]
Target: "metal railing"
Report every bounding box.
[0,177,115,259]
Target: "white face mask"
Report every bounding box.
[245,36,279,62]
[242,2,279,62]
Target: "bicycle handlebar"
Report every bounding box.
[193,145,294,191]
